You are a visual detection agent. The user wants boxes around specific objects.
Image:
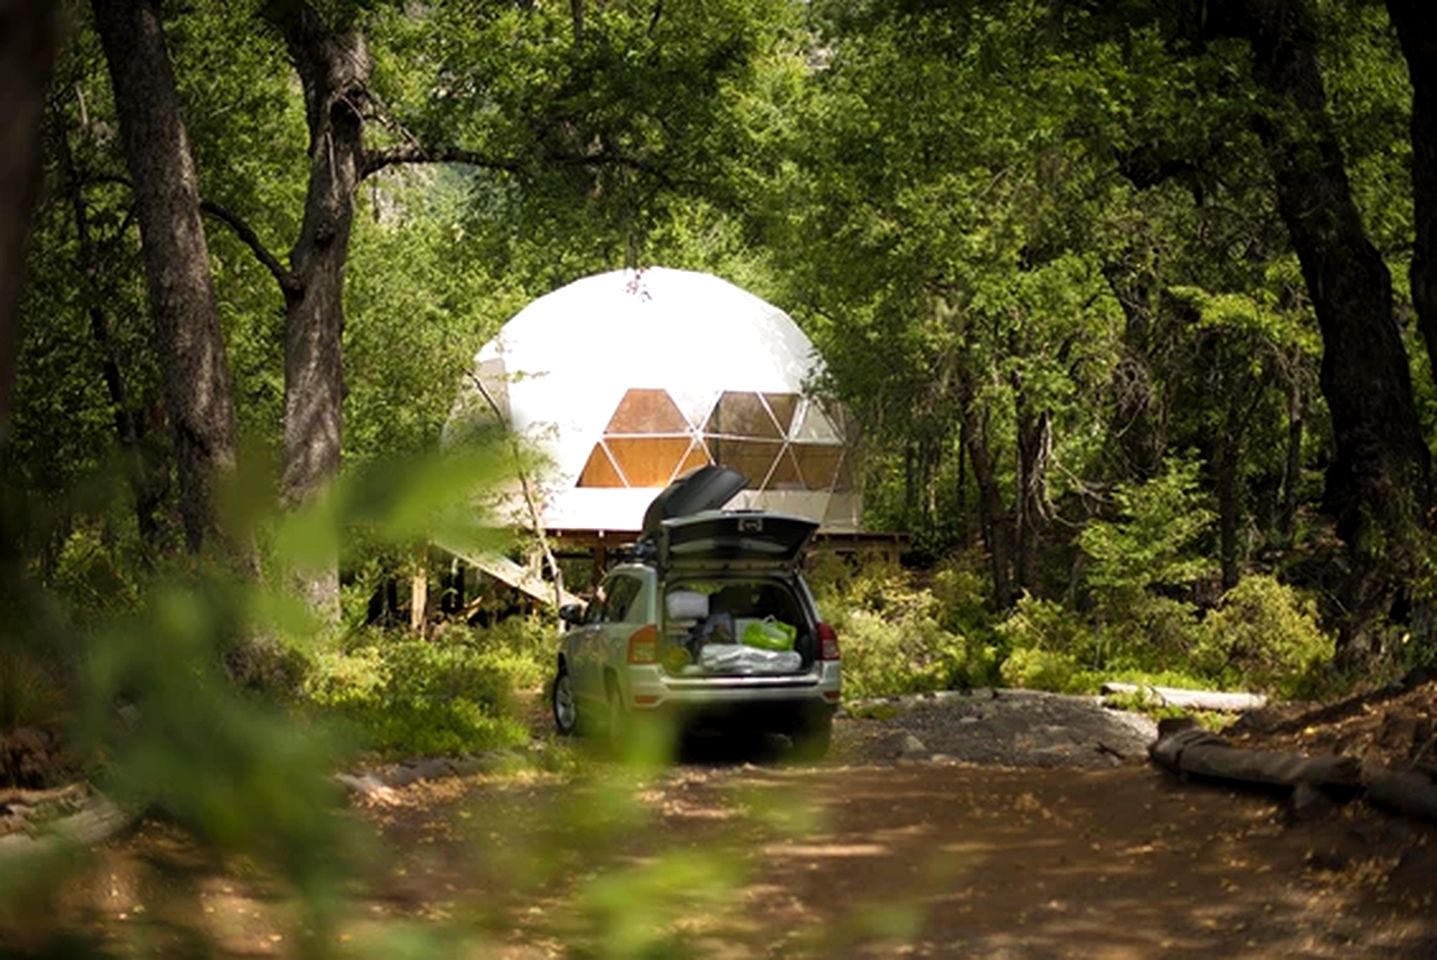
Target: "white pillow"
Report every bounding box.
[666,590,709,621]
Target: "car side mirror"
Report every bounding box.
[559,602,586,626]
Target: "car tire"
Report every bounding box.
[789,712,832,761]
[552,665,579,736]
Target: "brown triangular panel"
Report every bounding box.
[670,438,713,481]
[764,445,805,490]
[791,444,844,491]
[704,391,783,439]
[763,393,800,435]
[577,442,626,488]
[606,436,692,488]
[708,437,783,488]
[605,388,689,434]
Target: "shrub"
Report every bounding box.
[994,595,1092,660]
[302,634,527,757]
[837,609,994,700]
[998,646,1096,693]
[1195,574,1334,697]
[461,614,554,690]
[814,560,997,699]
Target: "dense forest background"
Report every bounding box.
[6,0,1437,727]
[6,0,1437,952]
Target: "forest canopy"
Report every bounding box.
[4,0,1437,698]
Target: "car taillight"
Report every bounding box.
[817,622,840,661]
[627,625,658,664]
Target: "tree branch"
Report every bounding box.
[361,142,674,188]
[362,144,527,179]
[198,198,298,296]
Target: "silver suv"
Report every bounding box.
[550,467,841,758]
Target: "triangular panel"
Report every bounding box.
[763,393,800,435]
[670,438,714,481]
[577,442,626,488]
[606,436,692,488]
[707,437,783,489]
[704,391,783,439]
[791,443,845,491]
[764,445,805,491]
[605,388,689,434]
[792,400,841,443]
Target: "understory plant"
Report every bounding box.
[813,559,998,700]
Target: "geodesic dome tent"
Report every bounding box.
[457,268,861,535]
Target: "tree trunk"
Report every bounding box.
[1210,0,1432,650]
[1386,1,1437,384]
[1013,380,1051,594]
[268,2,373,619]
[1279,377,1303,543]
[91,0,241,556]
[958,377,1014,608]
[1215,408,1241,592]
[0,0,56,450]
[56,117,166,553]
[1102,263,1165,482]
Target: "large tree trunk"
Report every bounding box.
[958,376,1015,609]
[1013,382,1051,595]
[0,0,55,450]
[1210,0,1432,651]
[1386,1,1437,383]
[267,2,373,619]
[91,0,241,556]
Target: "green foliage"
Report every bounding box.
[997,647,1095,695]
[815,561,998,699]
[1078,458,1216,598]
[1195,574,1334,697]
[50,517,142,620]
[71,580,360,915]
[302,633,527,758]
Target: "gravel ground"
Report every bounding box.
[833,688,1160,767]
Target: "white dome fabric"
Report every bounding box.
[462,268,861,533]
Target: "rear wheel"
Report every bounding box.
[789,712,832,761]
[552,665,578,736]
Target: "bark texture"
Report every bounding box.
[0,0,55,449]
[266,1,374,617]
[958,370,1015,609]
[1208,0,1431,645]
[1386,1,1437,383]
[91,0,241,554]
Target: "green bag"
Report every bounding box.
[742,617,796,651]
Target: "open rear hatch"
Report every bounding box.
[640,465,817,571]
[659,511,817,569]
[642,467,820,678]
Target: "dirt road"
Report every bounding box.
[70,693,1437,959]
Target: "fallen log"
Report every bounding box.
[0,790,134,859]
[1363,768,1437,822]
[1103,682,1267,713]
[1149,726,1361,788]
[0,782,86,809]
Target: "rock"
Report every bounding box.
[896,733,928,758]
